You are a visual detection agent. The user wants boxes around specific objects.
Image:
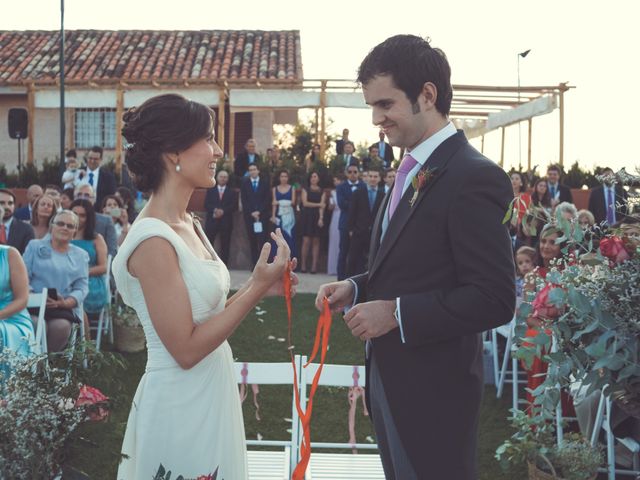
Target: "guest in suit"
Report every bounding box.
[346,168,385,276]
[546,164,573,208]
[317,35,515,480]
[204,170,238,264]
[335,165,365,280]
[240,163,271,267]
[335,128,350,155]
[75,184,118,257]
[30,194,57,240]
[330,142,359,176]
[383,168,396,195]
[234,138,262,179]
[361,145,384,172]
[371,130,395,168]
[13,184,43,221]
[0,189,35,254]
[587,167,628,225]
[78,146,117,209]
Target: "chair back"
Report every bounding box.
[28,288,48,354]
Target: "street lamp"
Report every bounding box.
[59,0,66,178]
[517,49,531,172]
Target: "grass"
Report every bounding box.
[66,293,525,479]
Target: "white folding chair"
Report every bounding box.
[491,316,526,413]
[27,288,48,354]
[299,357,385,480]
[590,391,640,479]
[234,358,301,480]
[95,254,113,350]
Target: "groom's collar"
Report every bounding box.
[407,121,457,167]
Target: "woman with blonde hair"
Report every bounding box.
[30,194,57,239]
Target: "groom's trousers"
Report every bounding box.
[369,354,418,480]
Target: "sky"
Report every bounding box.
[3,0,640,173]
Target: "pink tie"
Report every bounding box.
[388,154,418,219]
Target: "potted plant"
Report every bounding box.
[496,411,602,480]
[112,302,146,353]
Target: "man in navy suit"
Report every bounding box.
[240,163,271,267]
[335,165,365,279]
[371,131,395,168]
[588,167,628,225]
[0,189,34,254]
[78,146,117,209]
[317,35,514,479]
[204,170,238,265]
[546,164,573,208]
[234,138,262,179]
[13,184,43,221]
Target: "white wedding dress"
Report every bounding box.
[112,217,247,480]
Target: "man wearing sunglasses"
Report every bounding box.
[335,165,365,280]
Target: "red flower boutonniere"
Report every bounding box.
[409,166,439,207]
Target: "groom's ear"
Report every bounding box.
[420,82,438,111]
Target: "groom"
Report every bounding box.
[316,35,515,480]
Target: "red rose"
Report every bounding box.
[599,236,630,264]
[532,284,562,320]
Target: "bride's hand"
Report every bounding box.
[263,257,299,298]
[252,229,291,295]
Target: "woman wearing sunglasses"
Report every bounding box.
[22,210,89,351]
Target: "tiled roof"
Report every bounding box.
[0,30,303,86]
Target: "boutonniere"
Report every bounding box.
[409,166,439,207]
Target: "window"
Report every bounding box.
[74,108,116,149]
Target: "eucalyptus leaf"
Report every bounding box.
[548,287,567,307]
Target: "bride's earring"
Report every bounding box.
[175,163,181,172]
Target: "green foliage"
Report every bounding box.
[564,161,600,189]
[0,157,64,188]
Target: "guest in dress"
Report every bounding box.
[327,174,344,276]
[60,188,74,210]
[30,194,57,239]
[102,194,131,247]
[270,170,297,261]
[70,199,109,319]
[0,241,34,358]
[531,177,552,213]
[300,172,326,273]
[23,210,89,352]
[115,186,138,223]
[511,171,531,223]
[304,144,322,173]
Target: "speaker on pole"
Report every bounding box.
[8,108,28,139]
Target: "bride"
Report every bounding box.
[112,93,297,479]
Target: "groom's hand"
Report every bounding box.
[344,300,397,341]
[315,280,354,313]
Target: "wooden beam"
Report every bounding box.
[314,108,319,144]
[558,88,565,167]
[319,80,327,161]
[527,118,532,172]
[229,111,236,163]
[27,82,35,164]
[217,88,226,154]
[115,86,124,176]
[481,135,485,154]
[500,127,505,168]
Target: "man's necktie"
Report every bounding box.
[252,180,257,192]
[550,184,556,199]
[88,172,94,186]
[0,224,6,244]
[606,187,616,225]
[368,189,376,210]
[388,154,418,219]
[219,188,224,200]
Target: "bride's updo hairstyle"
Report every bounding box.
[121,94,214,193]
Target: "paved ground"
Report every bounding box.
[229,270,336,294]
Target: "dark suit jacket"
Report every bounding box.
[6,218,35,254]
[336,180,365,231]
[588,185,628,225]
[351,131,515,478]
[548,182,573,204]
[94,213,117,258]
[347,186,384,239]
[370,141,395,167]
[234,152,262,178]
[14,206,31,221]
[204,185,238,231]
[82,167,117,209]
[240,177,271,225]
[335,138,346,155]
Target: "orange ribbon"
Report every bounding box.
[284,264,333,480]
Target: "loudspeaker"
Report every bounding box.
[8,108,28,139]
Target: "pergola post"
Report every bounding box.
[229,111,236,164]
[500,127,506,168]
[319,80,327,162]
[527,118,532,172]
[115,85,124,176]
[480,135,485,154]
[218,88,226,155]
[558,85,565,167]
[27,82,35,164]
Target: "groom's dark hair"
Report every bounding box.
[357,35,453,116]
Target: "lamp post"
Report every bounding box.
[59,0,66,177]
[517,49,531,172]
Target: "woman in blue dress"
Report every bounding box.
[0,244,34,357]
[270,169,297,261]
[69,199,108,317]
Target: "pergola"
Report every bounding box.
[230,80,574,169]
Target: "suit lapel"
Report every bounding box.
[368,131,467,281]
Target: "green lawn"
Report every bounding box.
[66,293,525,479]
